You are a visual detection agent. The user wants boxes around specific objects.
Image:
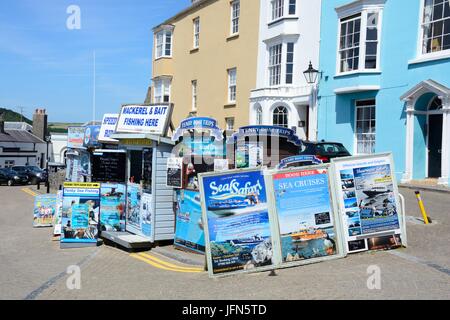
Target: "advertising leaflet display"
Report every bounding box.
[266,166,345,267]
[125,183,142,236]
[140,193,154,241]
[53,191,63,236]
[100,183,126,232]
[167,157,183,188]
[61,182,101,247]
[98,114,119,143]
[116,104,172,135]
[199,169,275,277]
[174,190,205,253]
[67,127,86,149]
[331,153,404,253]
[33,194,57,227]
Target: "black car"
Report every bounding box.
[299,141,351,163]
[0,168,29,186]
[12,165,47,184]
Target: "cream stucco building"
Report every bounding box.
[150,0,260,130]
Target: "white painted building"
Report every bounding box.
[249,0,322,141]
[50,134,68,164]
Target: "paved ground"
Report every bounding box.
[0,185,449,300]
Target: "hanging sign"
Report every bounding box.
[276,155,323,169]
[98,114,119,143]
[331,153,404,253]
[83,125,101,148]
[167,157,183,188]
[33,194,57,227]
[172,117,224,142]
[266,166,345,267]
[116,104,172,135]
[227,125,303,146]
[199,169,276,277]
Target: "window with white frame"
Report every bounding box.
[192,80,197,111]
[271,0,284,20]
[153,78,171,103]
[355,99,376,154]
[155,29,172,59]
[269,43,282,86]
[273,106,289,128]
[193,18,200,48]
[231,0,240,35]
[226,117,235,130]
[228,68,237,103]
[421,0,450,54]
[288,0,296,15]
[286,42,294,84]
[338,10,381,73]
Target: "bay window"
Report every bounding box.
[421,0,450,54]
[153,78,171,103]
[269,43,282,86]
[155,29,172,59]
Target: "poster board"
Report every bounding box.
[140,193,155,242]
[33,194,57,227]
[125,183,142,236]
[92,151,126,183]
[98,113,119,143]
[264,165,346,268]
[61,182,101,248]
[53,191,63,236]
[166,157,183,188]
[199,169,276,277]
[100,183,126,232]
[116,104,172,136]
[67,127,86,149]
[331,153,404,253]
[174,190,205,253]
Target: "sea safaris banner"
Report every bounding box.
[100,183,126,232]
[199,169,275,277]
[33,194,57,227]
[61,182,100,248]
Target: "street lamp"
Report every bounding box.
[45,134,51,193]
[303,61,322,84]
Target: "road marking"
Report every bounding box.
[21,188,38,197]
[130,253,203,273]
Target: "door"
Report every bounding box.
[129,150,143,183]
[428,114,443,178]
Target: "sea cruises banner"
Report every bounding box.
[98,114,119,143]
[199,169,275,277]
[33,194,57,227]
[116,104,172,135]
[61,182,101,247]
[331,153,404,253]
[268,167,345,267]
[174,190,205,253]
[100,183,126,232]
[125,183,143,236]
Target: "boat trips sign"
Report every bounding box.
[116,104,172,135]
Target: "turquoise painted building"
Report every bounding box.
[317,0,450,186]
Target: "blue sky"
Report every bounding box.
[0,0,190,123]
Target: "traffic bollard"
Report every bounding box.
[414,191,432,224]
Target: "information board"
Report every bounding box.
[92,151,126,183]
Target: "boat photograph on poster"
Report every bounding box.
[199,169,275,277]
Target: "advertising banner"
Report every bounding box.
[199,169,275,277]
[100,183,126,232]
[140,193,154,241]
[116,104,172,135]
[174,190,205,253]
[167,157,183,188]
[125,183,142,236]
[61,182,100,247]
[83,125,101,148]
[267,166,345,267]
[332,153,404,253]
[98,114,119,143]
[53,191,63,236]
[67,127,86,149]
[33,194,57,227]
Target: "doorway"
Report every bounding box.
[427,114,443,178]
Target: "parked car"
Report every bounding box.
[12,165,47,184]
[299,141,351,164]
[0,168,29,186]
